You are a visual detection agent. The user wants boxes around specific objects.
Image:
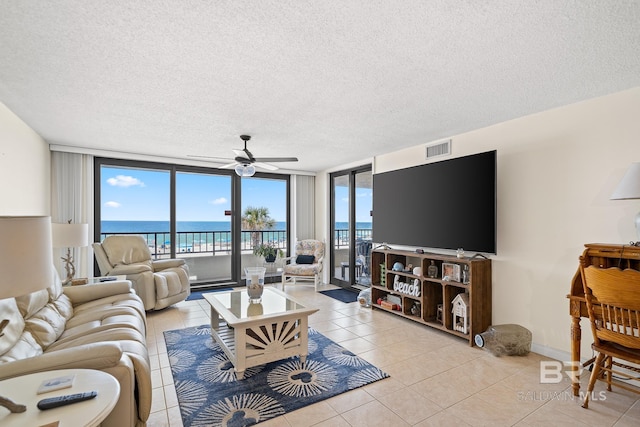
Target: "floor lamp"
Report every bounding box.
[52,221,88,285]
[0,216,53,413]
[611,162,640,243]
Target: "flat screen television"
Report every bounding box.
[372,150,496,254]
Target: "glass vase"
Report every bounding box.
[244,267,266,302]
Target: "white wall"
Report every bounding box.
[0,102,50,215]
[317,87,640,360]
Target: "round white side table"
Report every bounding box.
[0,368,120,427]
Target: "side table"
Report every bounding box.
[263,261,283,284]
[87,275,127,284]
[0,369,120,427]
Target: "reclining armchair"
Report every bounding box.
[93,235,190,311]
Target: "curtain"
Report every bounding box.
[293,174,315,241]
[51,151,94,280]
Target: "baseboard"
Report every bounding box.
[530,343,571,363]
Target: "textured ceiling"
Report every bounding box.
[1,1,639,173]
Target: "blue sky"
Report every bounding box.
[334,185,373,223]
[101,166,371,223]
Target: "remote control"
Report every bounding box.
[37,391,98,410]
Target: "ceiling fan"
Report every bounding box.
[189,135,298,176]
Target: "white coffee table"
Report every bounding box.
[204,287,318,379]
[0,368,120,427]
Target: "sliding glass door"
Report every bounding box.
[330,165,372,289]
[354,169,373,287]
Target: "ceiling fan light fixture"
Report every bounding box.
[235,163,255,177]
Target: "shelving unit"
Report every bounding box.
[371,248,492,346]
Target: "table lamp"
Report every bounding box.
[52,221,88,285]
[0,216,53,413]
[611,162,640,242]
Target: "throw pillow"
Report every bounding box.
[296,255,315,264]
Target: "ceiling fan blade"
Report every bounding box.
[232,149,249,159]
[253,162,279,171]
[253,157,298,163]
[219,162,238,169]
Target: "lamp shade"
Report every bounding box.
[52,222,89,248]
[611,163,640,200]
[0,216,53,299]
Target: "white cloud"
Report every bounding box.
[210,197,228,205]
[104,201,121,208]
[106,175,145,187]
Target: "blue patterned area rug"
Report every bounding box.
[164,325,389,427]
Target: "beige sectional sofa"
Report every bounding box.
[0,271,151,427]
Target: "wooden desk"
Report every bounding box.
[567,243,640,396]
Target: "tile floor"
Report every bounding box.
[144,284,640,426]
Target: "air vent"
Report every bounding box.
[425,139,451,159]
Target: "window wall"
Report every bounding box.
[95,158,290,287]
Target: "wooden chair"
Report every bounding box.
[579,263,640,408]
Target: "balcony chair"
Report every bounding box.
[338,239,372,283]
[281,239,324,292]
[579,263,640,409]
[356,239,372,284]
[93,235,191,311]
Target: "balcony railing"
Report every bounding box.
[100,227,372,258]
[99,230,288,259]
[334,228,372,249]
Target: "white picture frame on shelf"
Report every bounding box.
[442,262,461,282]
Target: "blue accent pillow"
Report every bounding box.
[296,255,315,264]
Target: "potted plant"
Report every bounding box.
[253,242,284,263]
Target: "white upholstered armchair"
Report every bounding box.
[281,239,324,291]
[93,235,190,311]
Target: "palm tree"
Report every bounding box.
[242,206,276,248]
